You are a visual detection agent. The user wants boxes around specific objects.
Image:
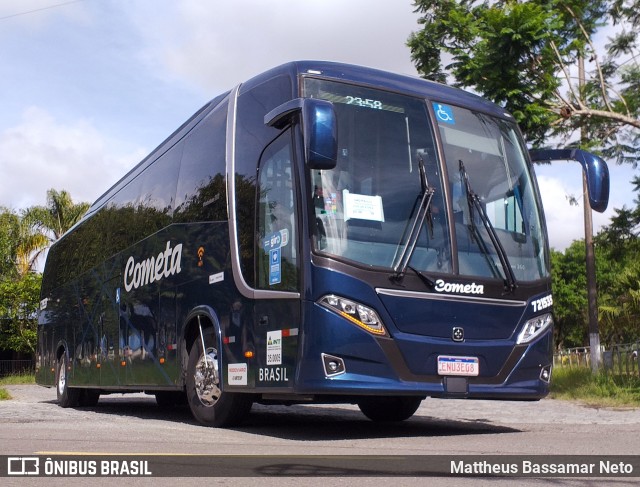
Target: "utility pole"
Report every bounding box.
[579,55,601,373]
[584,170,601,372]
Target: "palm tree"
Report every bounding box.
[3,189,90,277]
[0,208,46,278]
[26,189,90,241]
[14,217,49,277]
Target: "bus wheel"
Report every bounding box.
[357,396,422,422]
[186,328,252,427]
[56,353,80,408]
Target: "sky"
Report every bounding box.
[0,0,636,251]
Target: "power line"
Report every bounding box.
[617,55,638,68]
[0,0,88,22]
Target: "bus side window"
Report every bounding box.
[174,101,228,223]
[255,130,299,291]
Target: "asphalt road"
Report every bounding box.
[1,384,639,486]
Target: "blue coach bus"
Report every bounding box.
[36,61,609,426]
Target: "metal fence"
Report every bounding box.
[553,347,592,368]
[553,343,640,376]
[605,342,640,376]
[0,360,35,377]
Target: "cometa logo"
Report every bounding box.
[124,241,183,292]
[434,278,484,295]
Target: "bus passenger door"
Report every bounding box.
[253,130,302,389]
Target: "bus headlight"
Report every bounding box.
[517,313,553,344]
[319,294,388,336]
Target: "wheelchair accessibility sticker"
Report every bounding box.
[433,103,455,124]
[269,248,281,285]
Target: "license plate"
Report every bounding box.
[437,355,479,376]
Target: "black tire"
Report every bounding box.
[185,327,252,427]
[56,353,80,408]
[79,389,100,407]
[357,396,422,422]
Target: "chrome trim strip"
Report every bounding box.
[226,84,300,300]
[226,85,248,296]
[375,288,526,307]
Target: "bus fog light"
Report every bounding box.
[517,313,553,344]
[322,353,346,377]
[540,365,552,383]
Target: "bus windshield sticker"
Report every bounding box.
[263,228,289,251]
[433,103,455,125]
[269,248,281,285]
[343,190,385,222]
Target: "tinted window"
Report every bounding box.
[304,78,450,273]
[104,141,183,254]
[256,131,299,291]
[235,75,293,287]
[42,212,103,290]
[174,100,228,223]
[138,143,182,216]
[436,103,549,281]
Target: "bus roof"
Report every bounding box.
[81,60,511,225]
[256,60,511,120]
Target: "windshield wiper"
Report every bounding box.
[459,160,517,294]
[391,157,436,283]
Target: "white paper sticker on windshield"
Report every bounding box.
[343,190,385,222]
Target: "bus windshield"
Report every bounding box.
[305,78,549,283]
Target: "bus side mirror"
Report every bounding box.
[265,98,337,170]
[529,149,610,213]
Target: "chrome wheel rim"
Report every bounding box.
[194,347,221,407]
[57,359,66,395]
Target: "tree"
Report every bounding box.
[550,177,640,348]
[9,189,90,277]
[0,207,48,278]
[26,189,90,242]
[598,263,640,344]
[550,236,640,348]
[594,178,640,343]
[0,190,89,356]
[551,246,588,347]
[14,213,49,278]
[408,0,640,163]
[0,209,19,279]
[0,273,41,354]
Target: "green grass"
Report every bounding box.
[550,366,640,408]
[0,373,35,400]
[0,373,35,385]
